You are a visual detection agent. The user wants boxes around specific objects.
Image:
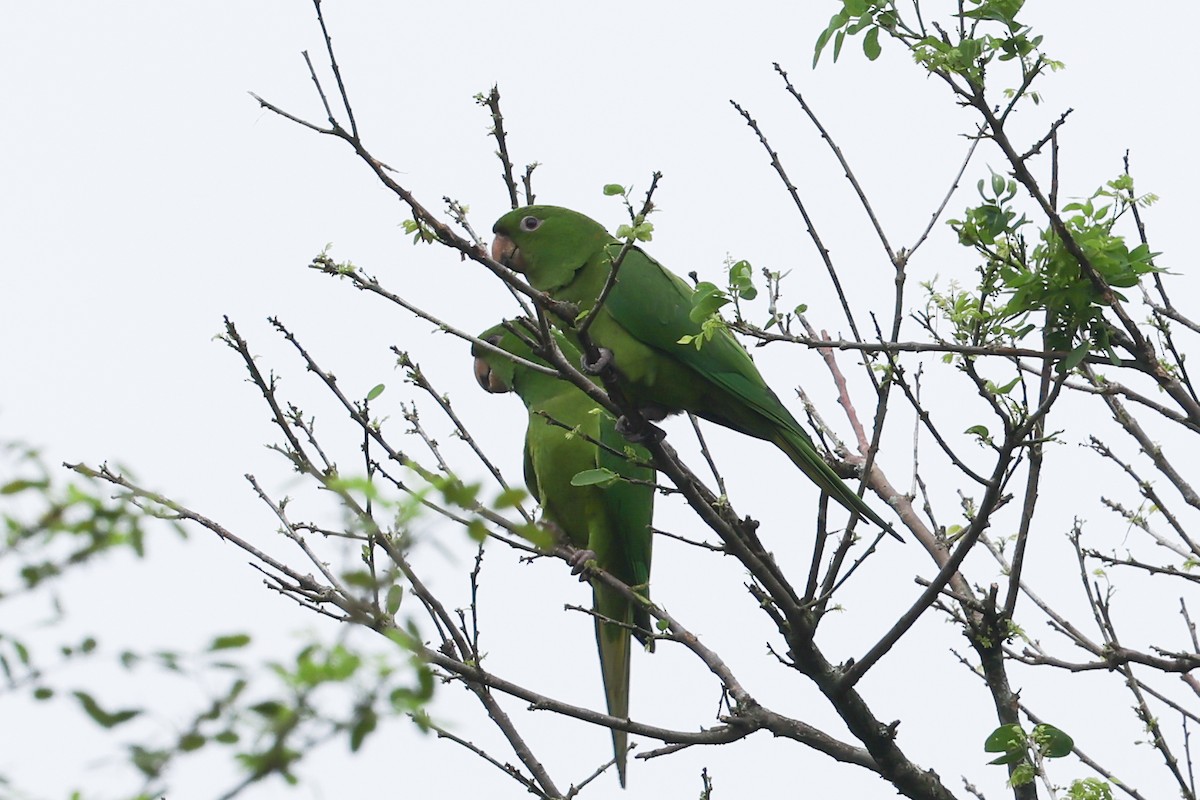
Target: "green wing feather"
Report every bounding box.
[600,246,899,538]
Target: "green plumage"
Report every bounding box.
[491,205,899,540]
[472,323,655,787]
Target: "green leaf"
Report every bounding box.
[467,519,488,542]
[728,259,758,300]
[689,282,731,323]
[73,691,141,728]
[570,468,619,487]
[1058,341,1090,373]
[516,521,555,550]
[179,733,206,752]
[366,383,386,401]
[1033,723,1074,758]
[984,722,1026,764]
[986,377,1021,395]
[965,425,990,439]
[386,584,404,615]
[863,26,882,60]
[603,183,626,196]
[493,486,527,509]
[349,707,378,752]
[1,478,47,495]
[208,633,251,651]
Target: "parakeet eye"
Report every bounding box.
[520,216,542,232]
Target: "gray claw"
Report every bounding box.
[615,416,666,444]
[582,348,613,375]
[569,548,597,581]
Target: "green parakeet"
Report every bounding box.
[490,205,899,540]
[472,322,655,787]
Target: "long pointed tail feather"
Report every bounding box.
[593,585,632,787]
[772,427,902,541]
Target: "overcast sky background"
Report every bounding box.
[3,2,1198,798]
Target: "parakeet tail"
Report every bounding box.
[772,427,902,541]
[593,585,633,787]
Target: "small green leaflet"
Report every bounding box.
[570,468,619,487]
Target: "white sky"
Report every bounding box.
[3,2,1198,798]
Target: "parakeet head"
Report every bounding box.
[491,205,613,291]
[471,323,527,395]
[471,321,587,400]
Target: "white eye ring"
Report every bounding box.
[520,216,542,232]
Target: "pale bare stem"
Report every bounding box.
[1095,600,1197,799]
[368,460,537,555]
[1088,436,1200,558]
[729,99,865,346]
[309,0,357,137]
[284,405,335,473]
[1082,362,1200,514]
[652,527,725,553]
[802,496,830,605]
[400,403,450,474]
[1002,345,1053,618]
[1184,600,1200,653]
[221,318,314,469]
[467,543,485,662]
[889,362,990,485]
[300,50,337,128]
[478,84,521,209]
[1093,550,1200,584]
[255,69,582,324]
[1135,681,1200,726]
[841,380,1066,688]
[908,126,984,257]
[808,528,895,616]
[444,197,485,249]
[1019,109,1074,162]
[522,163,539,205]
[996,55,1047,124]
[394,346,535,523]
[565,751,631,798]
[371,535,568,797]
[961,779,987,800]
[65,464,353,619]
[310,259,554,376]
[1148,298,1200,334]
[960,358,1016,438]
[800,320,871,452]
[265,319,534,542]
[774,63,895,264]
[687,413,728,498]
[244,473,355,603]
[1066,371,1200,433]
[978,532,1108,659]
[425,720,544,797]
[575,171,662,341]
[729,322,1072,360]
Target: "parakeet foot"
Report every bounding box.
[568,548,597,581]
[581,348,613,375]
[615,415,666,443]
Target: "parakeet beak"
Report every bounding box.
[491,234,523,272]
[473,356,509,394]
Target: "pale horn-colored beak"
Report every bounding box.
[491,234,521,271]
